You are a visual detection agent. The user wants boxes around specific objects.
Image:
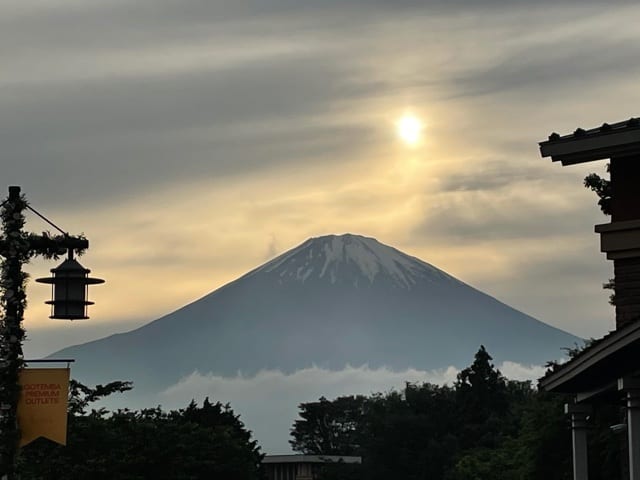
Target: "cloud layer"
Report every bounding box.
[156,362,546,454]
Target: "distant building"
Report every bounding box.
[539,117,640,480]
[262,454,362,480]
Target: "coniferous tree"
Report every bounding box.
[454,345,509,450]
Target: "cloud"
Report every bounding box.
[408,172,614,337]
[9,0,638,369]
[264,234,279,260]
[499,361,547,381]
[2,3,632,209]
[1,51,377,200]
[436,160,547,194]
[6,1,637,208]
[156,361,543,454]
[447,7,640,99]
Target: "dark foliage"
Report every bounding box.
[291,346,623,480]
[18,382,263,480]
[290,395,368,455]
[584,164,611,216]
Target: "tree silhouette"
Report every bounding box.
[19,383,263,479]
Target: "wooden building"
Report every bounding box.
[539,117,640,480]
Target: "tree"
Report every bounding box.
[290,384,460,480]
[364,385,459,480]
[456,346,508,412]
[290,346,598,479]
[584,164,611,216]
[19,382,263,480]
[290,395,368,455]
[455,345,509,449]
[450,389,571,480]
[67,379,133,415]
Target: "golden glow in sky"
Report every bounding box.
[396,114,423,146]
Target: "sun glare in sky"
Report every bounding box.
[396,114,423,146]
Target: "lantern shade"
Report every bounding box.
[36,254,104,320]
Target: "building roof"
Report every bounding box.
[263,455,362,465]
[539,319,640,395]
[539,117,640,165]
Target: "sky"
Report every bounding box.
[5,0,640,454]
[3,0,637,357]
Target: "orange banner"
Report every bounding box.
[17,368,70,447]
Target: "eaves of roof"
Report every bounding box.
[539,320,640,393]
[539,117,640,165]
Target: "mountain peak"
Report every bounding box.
[251,233,457,289]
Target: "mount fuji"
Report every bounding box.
[52,234,579,395]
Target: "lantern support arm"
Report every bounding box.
[25,234,88,258]
[0,235,88,259]
[25,204,69,236]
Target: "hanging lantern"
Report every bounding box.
[36,251,104,320]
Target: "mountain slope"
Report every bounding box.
[53,234,579,393]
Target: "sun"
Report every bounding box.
[396,114,423,146]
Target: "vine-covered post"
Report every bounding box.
[0,186,93,479]
[0,187,28,478]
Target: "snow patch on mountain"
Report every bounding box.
[253,233,460,289]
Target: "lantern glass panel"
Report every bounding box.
[52,277,86,303]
